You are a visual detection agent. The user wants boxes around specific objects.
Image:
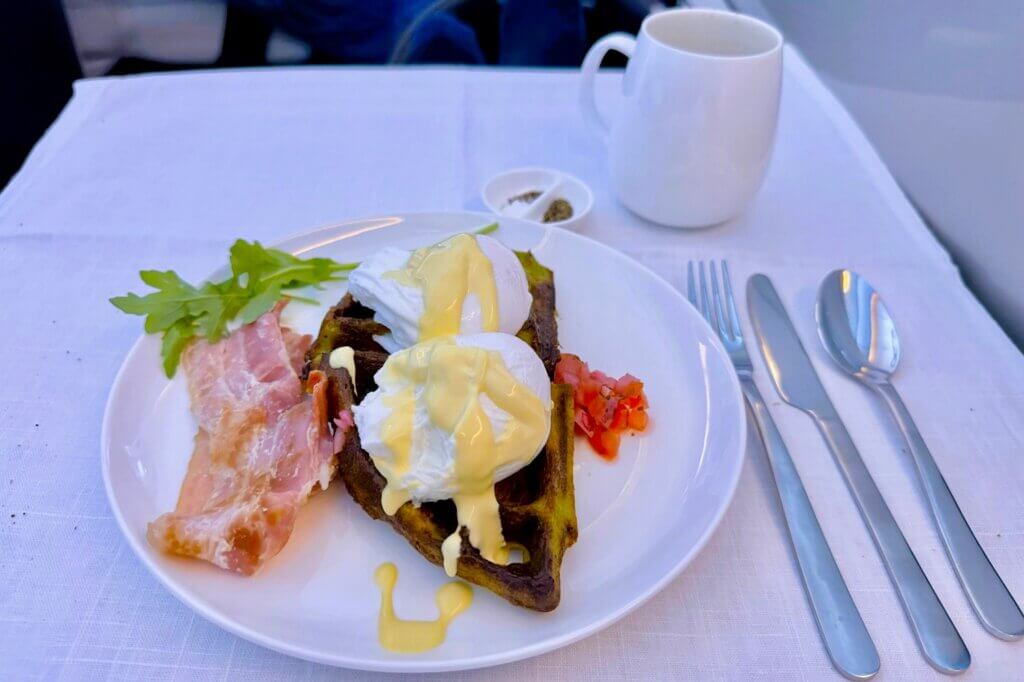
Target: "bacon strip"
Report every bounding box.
[147,303,345,574]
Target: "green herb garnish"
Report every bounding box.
[111,239,356,377]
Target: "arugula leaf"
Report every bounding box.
[111,240,356,378]
[237,284,282,325]
[113,229,498,377]
[160,320,195,377]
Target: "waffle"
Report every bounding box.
[305,252,578,611]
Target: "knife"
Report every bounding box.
[746,274,970,675]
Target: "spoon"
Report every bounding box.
[816,269,1024,641]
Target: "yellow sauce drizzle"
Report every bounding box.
[385,234,499,341]
[378,384,414,515]
[374,562,472,654]
[440,532,461,577]
[373,338,549,576]
[328,346,356,391]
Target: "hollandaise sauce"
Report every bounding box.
[374,562,472,654]
[373,339,549,576]
[385,234,499,341]
[328,346,356,389]
[379,388,414,515]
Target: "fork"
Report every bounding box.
[689,261,880,681]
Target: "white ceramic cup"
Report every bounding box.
[580,9,783,228]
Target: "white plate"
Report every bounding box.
[102,212,745,673]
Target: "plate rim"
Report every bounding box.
[101,211,746,673]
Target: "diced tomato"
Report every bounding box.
[555,353,650,460]
[587,429,620,459]
[574,409,596,437]
[610,403,629,431]
[554,355,586,384]
[615,374,644,398]
[628,408,648,430]
[584,393,606,421]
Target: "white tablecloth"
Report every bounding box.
[2,51,1023,681]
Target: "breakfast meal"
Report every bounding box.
[112,225,650,650]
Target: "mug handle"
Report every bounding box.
[579,33,636,142]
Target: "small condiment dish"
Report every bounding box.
[482,167,593,231]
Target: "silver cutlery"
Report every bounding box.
[816,269,1024,641]
[746,273,970,675]
[688,261,880,681]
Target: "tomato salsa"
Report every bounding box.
[554,354,649,460]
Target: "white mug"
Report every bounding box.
[581,9,783,228]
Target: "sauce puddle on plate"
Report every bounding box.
[374,562,473,653]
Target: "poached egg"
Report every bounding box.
[353,332,552,575]
[347,233,532,353]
